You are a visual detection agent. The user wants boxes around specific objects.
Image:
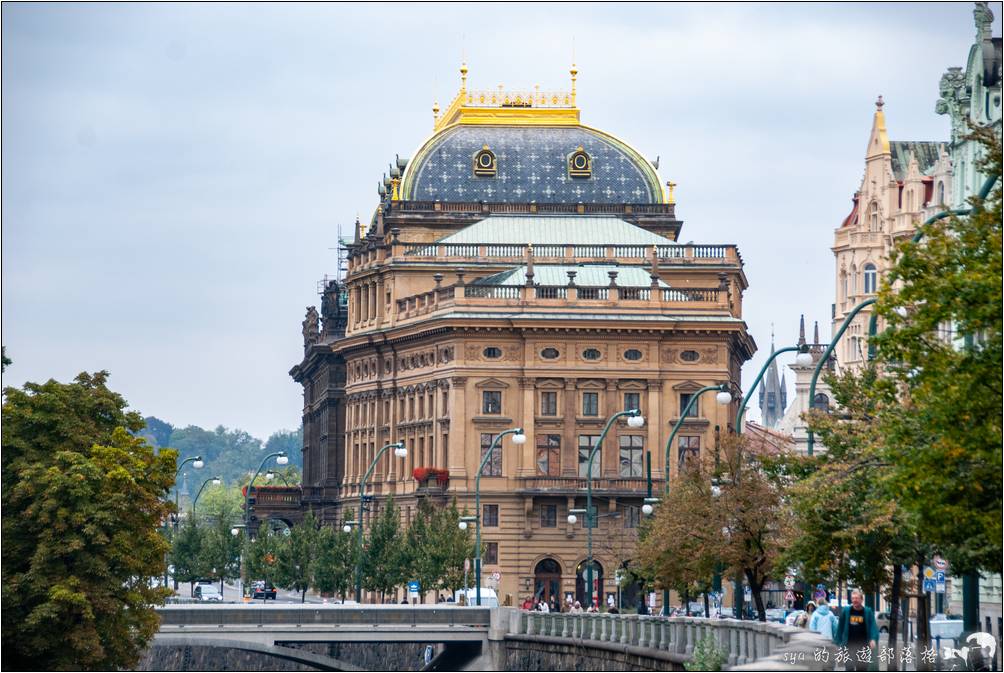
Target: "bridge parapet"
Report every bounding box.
[501,610,832,671]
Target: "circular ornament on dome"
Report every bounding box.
[568,146,592,178]
[473,146,497,177]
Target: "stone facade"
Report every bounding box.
[775,316,833,455]
[287,67,755,609]
[831,98,951,371]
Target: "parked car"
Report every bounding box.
[194,584,223,602]
[930,613,964,640]
[252,580,277,600]
[765,608,788,623]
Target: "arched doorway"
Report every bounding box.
[533,558,562,606]
[575,559,604,608]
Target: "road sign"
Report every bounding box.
[785,590,795,601]
[935,571,945,583]
[744,586,752,599]
[816,583,826,591]
[923,566,935,579]
[923,578,936,593]
[463,558,470,572]
[784,576,795,589]
[933,556,948,571]
[490,571,501,581]
[813,590,827,602]
[407,580,420,595]
[936,581,946,594]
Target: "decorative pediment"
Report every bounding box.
[474,377,510,389]
[618,380,648,390]
[576,379,607,390]
[672,380,705,392]
[536,378,566,389]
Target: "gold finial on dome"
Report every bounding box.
[666,180,677,205]
[432,101,440,129]
[460,62,468,93]
[390,177,401,202]
[570,63,578,106]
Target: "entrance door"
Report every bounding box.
[533,558,562,605]
[575,559,604,608]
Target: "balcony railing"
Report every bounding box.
[379,282,729,328]
[400,242,736,264]
[393,201,676,216]
[515,476,654,492]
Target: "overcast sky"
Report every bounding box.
[3,2,1000,439]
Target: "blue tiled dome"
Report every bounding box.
[400,125,664,204]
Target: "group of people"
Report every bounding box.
[520,594,622,614]
[796,589,879,672]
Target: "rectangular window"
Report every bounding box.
[582,392,599,416]
[540,504,557,528]
[678,435,700,466]
[485,542,499,565]
[578,435,601,478]
[618,435,644,478]
[480,433,502,477]
[680,392,698,418]
[441,390,448,415]
[624,505,641,529]
[482,390,502,415]
[624,392,641,413]
[483,504,499,528]
[540,391,558,416]
[535,434,561,476]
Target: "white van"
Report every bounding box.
[453,588,498,608]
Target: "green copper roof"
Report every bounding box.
[433,215,673,246]
[470,264,669,288]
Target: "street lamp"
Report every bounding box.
[579,409,643,611]
[245,451,289,530]
[192,476,222,515]
[659,384,730,615]
[734,347,807,433]
[174,455,204,531]
[471,427,526,606]
[354,441,408,603]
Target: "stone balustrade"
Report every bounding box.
[504,610,833,671]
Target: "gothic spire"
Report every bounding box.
[798,314,806,347]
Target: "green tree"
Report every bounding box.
[362,496,406,601]
[265,427,304,470]
[198,493,242,594]
[403,500,439,602]
[276,511,321,603]
[314,510,358,601]
[244,530,283,595]
[432,499,474,596]
[868,127,1002,573]
[2,372,174,670]
[1,346,10,372]
[171,518,208,597]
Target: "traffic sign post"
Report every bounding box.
[408,580,420,603]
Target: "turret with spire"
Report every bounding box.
[758,325,787,429]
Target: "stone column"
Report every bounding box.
[646,380,662,486]
[561,379,577,477]
[603,379,618,477]
[518,377,536,477]
[638,617,649,648]
[448,377,468,485]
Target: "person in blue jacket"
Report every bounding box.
[834,589,879,671]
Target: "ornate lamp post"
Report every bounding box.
[466,428,526,606]
[567,409,643,611]
[353,441,407,604]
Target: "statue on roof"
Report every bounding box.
[302,306,320,348]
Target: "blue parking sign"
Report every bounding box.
[408,580,420,592]
[923,578,936,592]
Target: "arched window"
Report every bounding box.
[863,264,877,294]
[869,202,879,231]
[906,190,913,212]
[850,265,857,295]
[937,181,945,205]
[812,393,830,412]
[840,271,848,300]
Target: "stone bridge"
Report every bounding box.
[149,605,831,671]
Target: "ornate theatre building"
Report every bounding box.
[279,66,755,607]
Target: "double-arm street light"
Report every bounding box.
[244,451,289,529]
[653,384,731,615]
[567,409,643,611]
[192,476,222,515]
[461,427,526,607]
[351,441,407,604]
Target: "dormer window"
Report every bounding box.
[473,146,497,177]
[869,202,879,231]
[568,146,592,178]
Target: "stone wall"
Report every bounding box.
[137,641,434,672]
[497,636,684,672]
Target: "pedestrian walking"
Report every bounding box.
[812,602,838,642]
[569,601,583,614]
[834,589,878,671]
[796,601,817,628]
